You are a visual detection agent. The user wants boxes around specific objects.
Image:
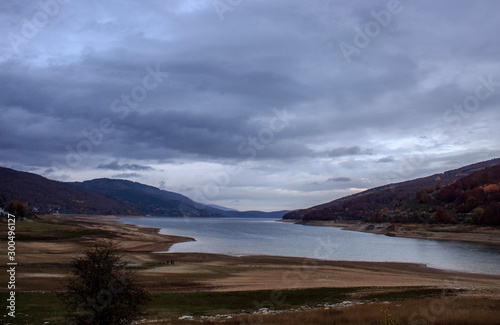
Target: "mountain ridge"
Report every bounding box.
[0,167,138,215]
[0,167,288,218]
[283,158,500,221]
[74,178,222,218]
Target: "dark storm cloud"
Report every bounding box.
[97,161,153,171]
[1,0,500,210]
[325,146,373,158]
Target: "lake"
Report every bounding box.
[118,217,500,275]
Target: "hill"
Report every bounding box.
[75,179,289,218]
[283,158,500,223]
[0,167,137,215]
[403,164,500,225]
[74,178,222,218]
[0,166,288,218]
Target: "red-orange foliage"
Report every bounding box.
[433,208,456,224]
[483,184,500,193]
[416,189,430,203]
[479,202,500,225]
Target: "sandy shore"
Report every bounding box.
[298,220,500,246]
[153,253,500,294]
[15,214,194,257]
[8,214,499,299]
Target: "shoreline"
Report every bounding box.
[109,215,500,277]
[81,215,500,295]
[10,214,500,295]
[38,214,196,253]
[293,219,500,246]
[110,215,500,276]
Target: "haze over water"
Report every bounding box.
[119,217,500,276]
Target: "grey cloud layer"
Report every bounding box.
[97,161,154,171]
[1,0,499,209]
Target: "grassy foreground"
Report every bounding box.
[0,287,468,324]
[2,289,500,325]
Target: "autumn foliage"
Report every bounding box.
[285,162,500,226]
[6,200,27,218]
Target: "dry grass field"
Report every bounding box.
[163,297,500,325]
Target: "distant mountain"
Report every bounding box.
[213,209,290,219]
[74,178,223,218]
[206,204,239,212]
[283,158,500,222]
[0,166,287,218]
[0,167,138,215]
[200,204,286,218]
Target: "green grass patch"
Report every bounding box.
[0,287,466,323]
[0,217,110,241]
[0,288,356,323]
[148,287,356,318]
[0,292,65,325]
[361,287,461,301]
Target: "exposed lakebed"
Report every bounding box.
[118,217,500,275]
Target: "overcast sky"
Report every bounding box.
[1,0,499,211]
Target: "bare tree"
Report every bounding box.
[60,242,150,324]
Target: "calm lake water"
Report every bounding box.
[118,217,500,275]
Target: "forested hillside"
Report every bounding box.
[283,159,500,225]
[0,167,138,215]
